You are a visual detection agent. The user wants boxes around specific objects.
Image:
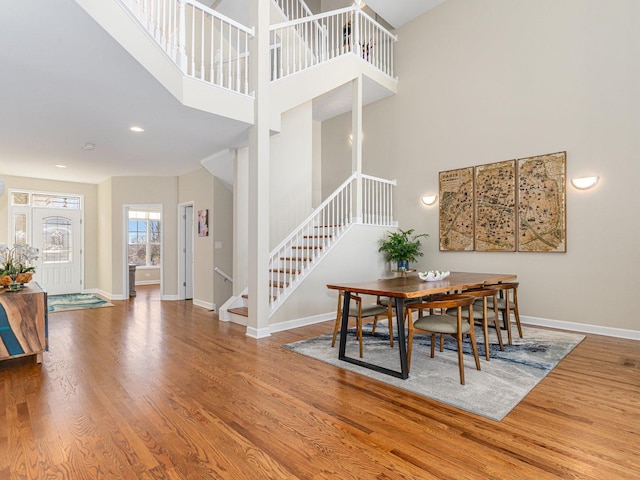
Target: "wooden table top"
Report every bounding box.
[327,271,517,298]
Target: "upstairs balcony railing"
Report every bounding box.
[119,0,254,96]
[274,0,315,22]
[270,5,397,81]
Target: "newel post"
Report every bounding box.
[177,0,187,72]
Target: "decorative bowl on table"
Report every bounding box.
[418,270,450,282]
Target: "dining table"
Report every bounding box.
[326,271,517,379]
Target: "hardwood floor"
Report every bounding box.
[1,285,639,479]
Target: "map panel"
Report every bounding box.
[474,160,516,252]
[439,167,474,251]
[517,152,566,252]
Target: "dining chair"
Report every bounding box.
[374,296,422,347]
[485,282,522,345]
[406,294,480,385]
[447,288,504,360]
[331,291,392,357]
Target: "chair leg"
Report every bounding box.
[455,332,465,385]
[407,327,414,373]
[357,315,363,358]
[468,326,481,372]
[439,334,445,352]
[481,299,490,361]
[331,294,342,348]
[513,288,523,338]
[430,333,436,358]
[504,298,513,345]
[491,299,504,351]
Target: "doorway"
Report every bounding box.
[124,205,162,299]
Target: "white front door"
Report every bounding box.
[32,208,82,295]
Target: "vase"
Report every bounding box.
[397,260,409,271]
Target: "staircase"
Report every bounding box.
[89,0,398,327]
[224,173,396,321]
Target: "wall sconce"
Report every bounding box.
[570,176,599,190]
[421,194,438,206]
[348,133,364,144]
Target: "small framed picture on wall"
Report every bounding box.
[198,209,209,237]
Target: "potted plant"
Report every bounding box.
[378,229,429,271]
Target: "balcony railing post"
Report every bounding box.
[177,0,187,72]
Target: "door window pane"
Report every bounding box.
[42,216,72,263]
[13,213,27,245]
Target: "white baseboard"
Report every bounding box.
[261,310,640,341]
[193,298,216,311]
[87,289,127,301]
[269,312,335,334]
[521,315,640,341]
[161,294,179,301]
[246,326,271,339]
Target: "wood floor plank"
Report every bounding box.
[1,285,639,479]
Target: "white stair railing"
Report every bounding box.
[274,0,314,22]
[119,0,254,96]
[268,173,396,314]
[270,5,396,81]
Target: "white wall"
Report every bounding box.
[179,168,215,305]
[270,101,315,248]
[269,224,390,326]
[322,0,640,333]
[110,176,179,298]
[213,176,233,310]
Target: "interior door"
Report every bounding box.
[184,205,194,299]
[32,208,82,295]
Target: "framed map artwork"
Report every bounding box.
[474,160,517,252]
[439,167,474,251]
[517,151,566,252]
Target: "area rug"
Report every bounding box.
[284,323,584,421]
[48,293,113,313]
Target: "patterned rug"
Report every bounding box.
[48,293,113,313]
[284,323,584,421]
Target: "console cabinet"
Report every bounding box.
[0,282,48,364]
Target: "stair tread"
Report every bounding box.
[228,307,249,317]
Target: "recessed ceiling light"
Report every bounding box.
[130,126,145,133]
[55,164,68,168]
[83,142,96,150]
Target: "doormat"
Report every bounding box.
[48,293,114,313]
[284,323,584,421]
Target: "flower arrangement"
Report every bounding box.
[0,243,39,288]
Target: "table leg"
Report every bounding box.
[394,297,409,379]
[338,293,409,379]
[338,291,351,359]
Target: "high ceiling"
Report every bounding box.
[0,0,443,185]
